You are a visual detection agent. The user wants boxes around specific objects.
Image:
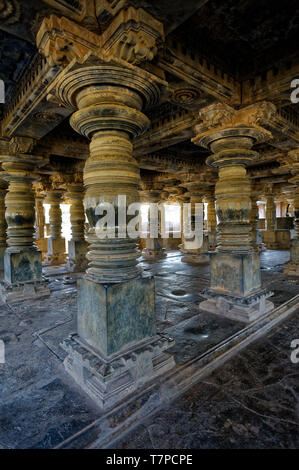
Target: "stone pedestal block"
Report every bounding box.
[67,239,88,272]
[4,248,42,284]
[36,238,48,260]
[62,331,175,409]
[199,251,273,322]
[77,276,156,356]
[182,234,209,264]
[44,237,66,265]
[262,229,290,250]
[1,248,50,302]
[210,251,261,297]
[62,276,175,408]
[142,238,166,259]
[284,239,299,276]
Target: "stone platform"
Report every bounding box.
[0,250,297,448]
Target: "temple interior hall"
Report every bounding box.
[0,0,298,450]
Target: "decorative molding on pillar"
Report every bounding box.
[37,7,164,68]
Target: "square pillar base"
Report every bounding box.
[199,289,274,323]
[210,251,261,297]
[284,240,299,276]
[4,248,42,284]
[142,248,166,259]
[0,280,50,304]
[262,230,290,249]
[62,332,175,409]
[61,276,175,408]
[182,234,209,263]
[44,237,67,266]
[67,239,88,272]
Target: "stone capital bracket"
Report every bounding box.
[191,102,276,168]
[37,7,164,68]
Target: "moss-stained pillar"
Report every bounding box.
[44,190,66,266]
[206,189,217,250]
[192,102,275,322]
[34,185,48,260]
[250,189,259,251]
[0,180,7,270]
[179,177,209,264]
[284,149,299,275]
[262,190,279,249]
[65,179,88,272]
[139,188,166,259]
[53,60,174,408]
[0,137,49,301]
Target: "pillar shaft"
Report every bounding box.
[266,195,276,230]
[0,183,7,269]
[66,183,88,271]
[44,191,66,265]
[215,164,252,252]
[250,195,259,250]
[139,190,165,258]
[206,192,217,250]
[192,102,275,322]
[35,198,45,239]
[57,62,174,408]
[84,129,141,282]
[0,154,44,285]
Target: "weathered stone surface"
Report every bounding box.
[4,248,42,284]
[67,239,88,272]
[210,251,261,298]
[77,276,156,357]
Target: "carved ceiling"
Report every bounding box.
[0,0,299,196]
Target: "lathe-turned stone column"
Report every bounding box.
[192,102,275,322]
[206,190,217,250]
[44,190,67,266]
[0,148,50,301]
[0,180,7,270]
[262,192,279,249]
[139,189,166,259]
[35,195,48,260]
[55,62,175,408]
[284,149,299,275]
[65,181,88,272]
[179,178,208,264]
[250,191,259,251]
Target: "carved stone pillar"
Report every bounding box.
[192,102,275,322]
[65,181,88,272]
[250,190,259,251]
[179,178,208,264]
[139,188,166,259]
[262,191,279,249]
[0,138,50,301]
[284,149,299,275]
[206,190,217,250]
[34,192,48,260]
[0,180,7,270]
[44,190,67,266]
[54,60,174,408]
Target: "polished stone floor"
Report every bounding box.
[0,250,298,448]
[113,311,299,449]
